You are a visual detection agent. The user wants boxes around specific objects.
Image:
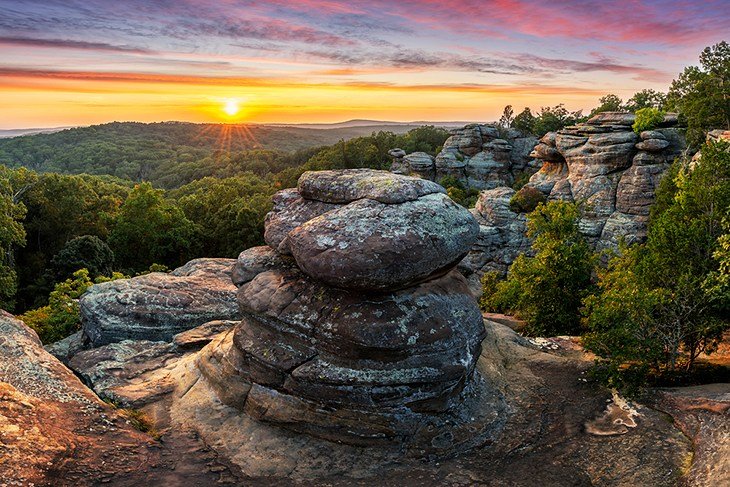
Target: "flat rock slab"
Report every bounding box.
[298,168,445,204]
[81,258,240,347]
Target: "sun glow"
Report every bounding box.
[223,99,240,116]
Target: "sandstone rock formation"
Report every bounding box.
[80,258,240,347]
[195,169,498,451]
[459,112,685,292]
[390,124,539,189]
[0,310,237,485]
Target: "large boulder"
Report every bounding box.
[191,169,494,451]
[287,192,478,290]
[81,258,240,347]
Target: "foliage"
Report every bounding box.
[438,176,479,208]
[481,201,596,335]
[171,175,274,257]
[511,171,532,190]
[531,104,585,137]
[499,105,515,128]
[509,186,546,213]
[0,166,33,310]
[14,172,129,310]
[589,94,624,117]
[0,122,433,188]
[19,269,91,343]
[583,141,730,386]
[666,41,730,146]
[624,89,667,112]
[632,107,666,134]
[49,235,115,283]
[108,182,199,272]
[512,108,536,135]
[588,90,667,117]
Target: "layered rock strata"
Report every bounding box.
[198,169,499,450]
[459,112,685,292]
[80,258,240,346]
[390,125,539,189]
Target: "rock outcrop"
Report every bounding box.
[459,112,685,292]
[390,124,539,189]
[80,258,240,347]
[194,169,498,451]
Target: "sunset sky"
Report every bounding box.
[0,0,728,128]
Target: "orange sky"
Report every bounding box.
[0,0,727,128]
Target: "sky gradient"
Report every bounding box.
[0,0,728,128]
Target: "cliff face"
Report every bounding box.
[390,124,539,189]
[459,112,685,292]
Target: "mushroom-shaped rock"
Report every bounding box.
[287,192,479,291]
[297,168,444,204]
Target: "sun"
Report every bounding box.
[223,99,239,116]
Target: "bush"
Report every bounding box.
[481,201,596,335]
[509,186,546,213]
[438,176,479,208]
[511,171,531,190]
[583,140,730,388]
[19,268,126,343]
[632,107,665,134]
[50,235,115,283]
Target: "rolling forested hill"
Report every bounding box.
[0,121,431,188]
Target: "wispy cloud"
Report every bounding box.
[0,36,154,54]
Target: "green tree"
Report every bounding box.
[14,173,128,311]
[0,166,36,310]
[666,41,730,146]
[583,140,730,383]
[532,104,585,137]
[633,107,666,134]
[590,94,623,117]
[109,182,199,272]
[49,235,115,283]
[624,89,667,112]
[481,201,596,335]
[499,105,515,128]
[19,268,126,343]
[512,107,536,135]
[172,175,274,257]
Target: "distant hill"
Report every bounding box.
[0,120,451,188]
[267,119,472,130]
[0,126,73,138]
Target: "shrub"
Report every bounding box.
[583,141,730,388]
[20,268,127,343]
[50,235,115,283]
[632,107,665,134]
[511,171,531,190]
[439,176,479,208]
[481,201,596,335]
[509,186,546,213]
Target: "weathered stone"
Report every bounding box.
[462,114,685,292]
[392,125,538,190]
[173,319,237,350]
[640,130,667,140]
[636,138,670,152]
[263,188,340,254]
[298,168,444,204]
[81,258,240,347]
[287,192,479,291]
[0,311,199,485]
[459,187,530,294]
